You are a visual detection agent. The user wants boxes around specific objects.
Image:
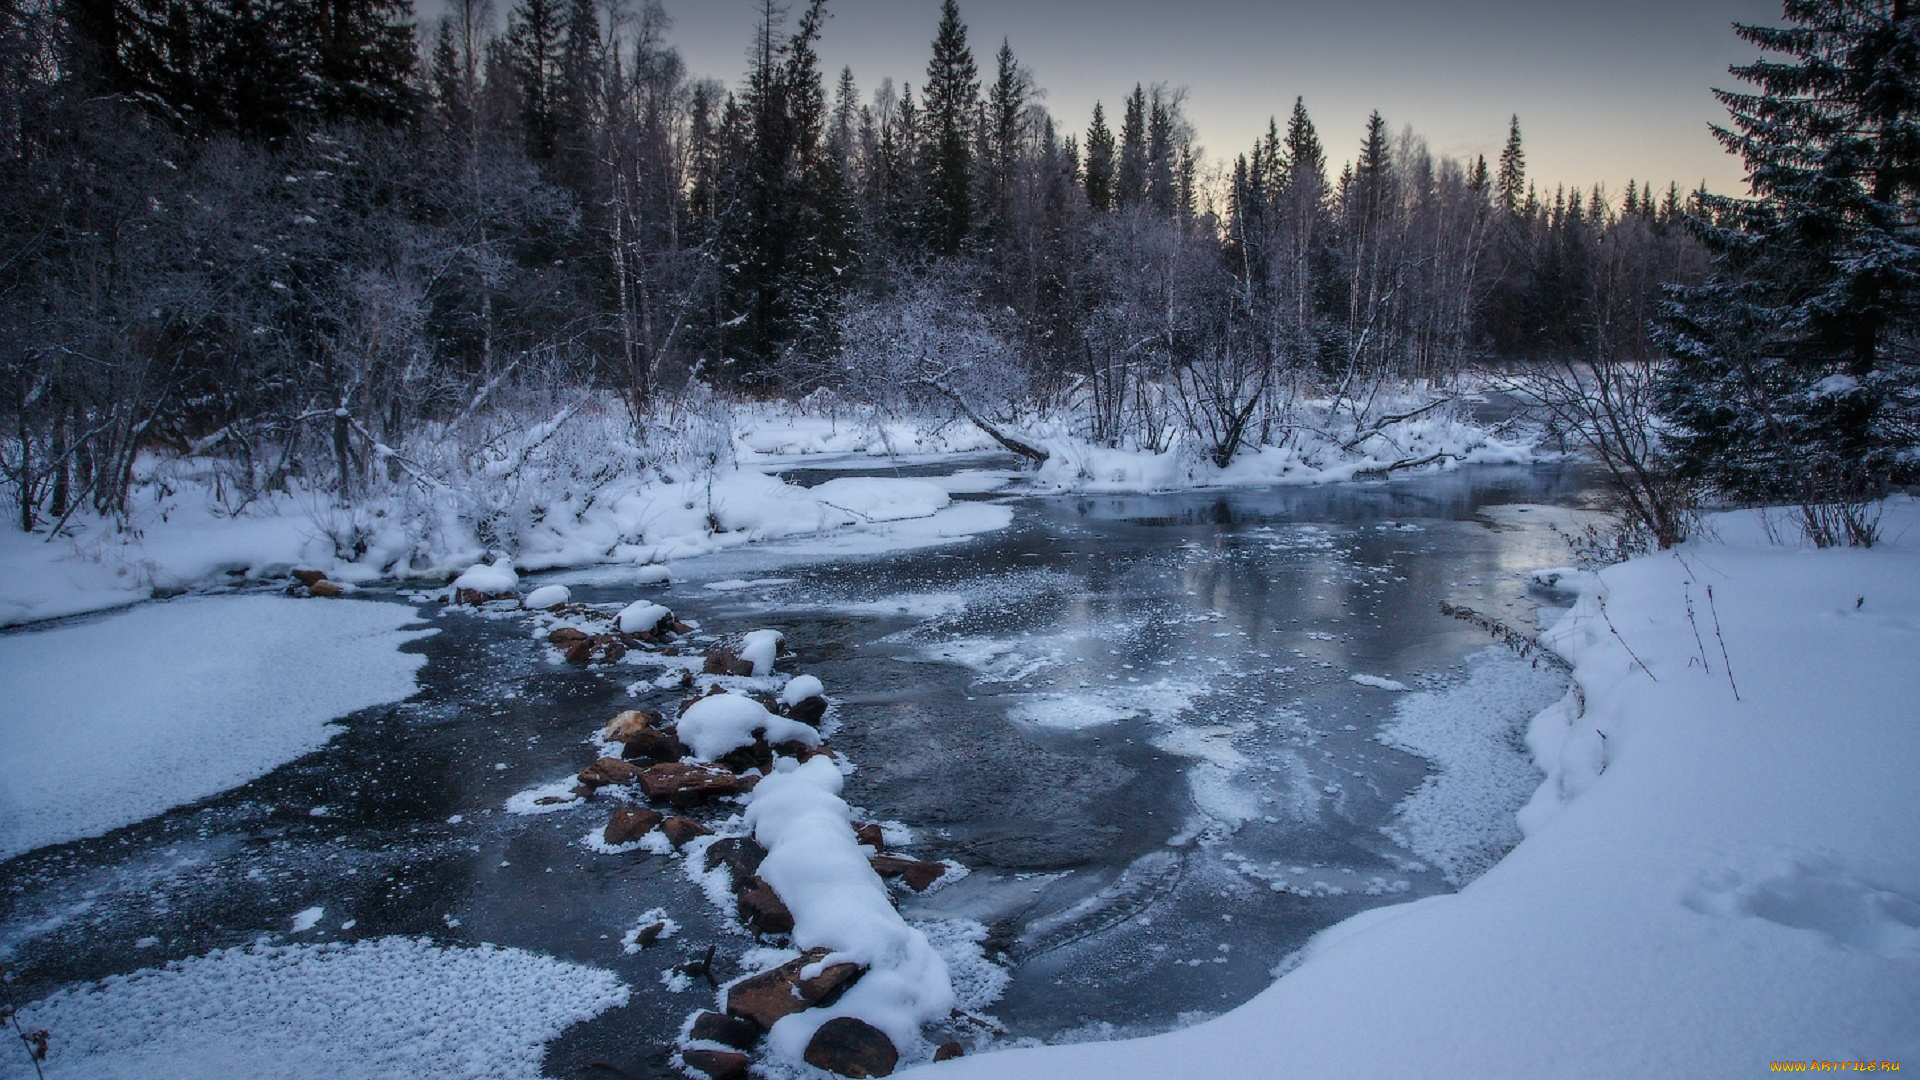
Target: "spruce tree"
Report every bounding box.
[1116,83,1146,209]
[506,0,564,159]
[1084,100,1115,212]
[1496,114,1525,217]
[1656,0,1920,540]
[922,0,977,255]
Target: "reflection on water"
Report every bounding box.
[0,462,1601,1073]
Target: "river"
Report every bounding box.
[0,460,1601,1077]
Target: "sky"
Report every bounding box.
[643,0,1785,204]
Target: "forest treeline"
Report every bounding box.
[0,0,1739,530]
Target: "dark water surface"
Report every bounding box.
[0,462,1598,1075]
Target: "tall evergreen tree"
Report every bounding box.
[505,0,564,159]
[922,0,977,255]
[1084,100,1115,213]
[1496,114,1525,217]
[1657,0,1920,539]
[1115,83,1146,209]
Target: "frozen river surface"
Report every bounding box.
[0,461,1597,1076]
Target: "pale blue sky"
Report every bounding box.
[628,0,1783,199]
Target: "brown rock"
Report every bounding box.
[716,737,774,776]
[852,823,884,850]
[603,709,665,740]
[736,875,794,935]
[564,638,596,663]
[638,762,747,805]
[570,783,598,800]
[680,1048,750,1080]
[603,805,663,845]
[869,855,948,892]
[661,815,713,848]
[933,1042,964,1062]
[702,644,756,677]
[725,949,863,1031]
[291,569,328,586]
[308,580,345,598]
[804,1016,898,1078]
[703,836,769,892]
[548,627,590,646]
[688,1010,761,1051]
[631,921,667,948]
[578,757,647,787]
[678,670,697,690]
[783,695,828,727]
[671,618,695,635]
[605,712,685,764]
[532,794,574,807]
[599,640,627,663]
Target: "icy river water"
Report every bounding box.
[0,460,1600,1077]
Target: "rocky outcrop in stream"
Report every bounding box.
[468,573,980,1078]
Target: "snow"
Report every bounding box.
[0,392,1536,631]
[0,937,627,1080]
[522,584,570,608]
[0,596,433,860]
[616,600,672,634]
[902,496,1920,1079]
[738,628,784,676]
[1348,673,1410,691]
[289,906,325,933]
[741,757,955,1063]
[676,692,820,761]
[450,556,517,595]
[779,674,825,707]
[805,477,952,522]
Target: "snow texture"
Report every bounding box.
[450,556,517,595]
[1348,673,1411,692]
[778,674,825,707]
[741,757,955,1063]
[676,693,820,761]
[902,496,1920,1079]
[616,600,672,634]
[738,628,784,676]
[0,596,433,859]
[522,584,570,609]
[0,937,627,1080]
[1375,648,1567,883]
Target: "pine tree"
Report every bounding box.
[553,0,602,177]
[506,0,564,159]
[922,0,977,255]
[1656,0,1920,541]
[1146,87,1177,217]
[1083,100,1115,212]
[1116,83,1146,209]
[1496,114,1525,216]
[984,38,1026,237]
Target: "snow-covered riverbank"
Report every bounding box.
[907,497,1920,1078]
[0,393,1532,629]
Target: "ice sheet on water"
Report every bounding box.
[1002,694,1139,731]
[0,937,627,1080]
[0,596,433,860]
[1376,647,1574,884]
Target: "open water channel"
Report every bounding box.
[0,459,1600,1077]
